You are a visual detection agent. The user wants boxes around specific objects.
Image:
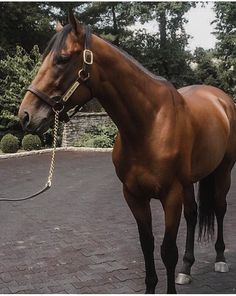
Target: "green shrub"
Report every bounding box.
[22,134,42,151]
[0,133,19,153]
[93,134,112,148]
[74,123,118,148]
[74,133,95,148]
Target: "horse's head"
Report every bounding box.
[19,13,93,133]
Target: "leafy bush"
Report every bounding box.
[0,45,41,136]
[22,134,42,151]
[93,134,113,148]
[74,123,118,148]
[0,133,19,153]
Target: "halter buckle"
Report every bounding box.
[83,49,93,65]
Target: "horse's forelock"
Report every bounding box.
[42,24,73,61]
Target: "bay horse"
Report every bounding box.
[18,13,236,294]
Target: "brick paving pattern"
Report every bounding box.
[0,151,235,294]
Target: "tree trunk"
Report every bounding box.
[159,9,167,50]
[111,4,119,46]
[159,8,168,76]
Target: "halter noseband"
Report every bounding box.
[27,26,93,123]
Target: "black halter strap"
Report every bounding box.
[83,26,92,75]
[27,85,61,109]
[26,25,93,123]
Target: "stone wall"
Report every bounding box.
[62,112,113,147]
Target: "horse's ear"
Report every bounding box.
[68,10,83,36]
[55,21,63,32]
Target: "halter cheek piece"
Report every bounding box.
[26,26,93,123]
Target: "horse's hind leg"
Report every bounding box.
[214,165,231,273]
[176,184,197,285]
[123,186,158,294]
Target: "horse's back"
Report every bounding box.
[178,85,235,135]
[179,84,234,109]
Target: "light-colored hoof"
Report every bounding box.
[175,273,192,285]
[214,261,229,273]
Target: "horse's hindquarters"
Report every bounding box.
[179,85,236,181]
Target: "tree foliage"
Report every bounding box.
[0,2,53,53]
[122,2,196,87]
[193,47,220,87]
[213,2,236,96]
[81,2,137,45]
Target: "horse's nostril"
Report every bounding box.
[22,111,30,129]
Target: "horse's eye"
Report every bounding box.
[55,55,71,65]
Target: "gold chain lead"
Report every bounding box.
[47,111,60,187]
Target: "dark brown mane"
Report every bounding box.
[100,37,167,82]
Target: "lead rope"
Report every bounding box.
[47,110,59,188]
[0,111,60,202]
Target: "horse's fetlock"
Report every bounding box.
[145,274,158,293]
[145,274,158,285]
[183,252,195,266]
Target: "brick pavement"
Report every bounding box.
[0,151,235,293]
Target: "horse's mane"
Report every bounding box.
[103,39,166,82]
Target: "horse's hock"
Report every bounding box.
[62,112,112,147]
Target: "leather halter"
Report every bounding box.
[27,26,93,123]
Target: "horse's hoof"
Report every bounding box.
[214,261,229,273]
[175,273,192,285]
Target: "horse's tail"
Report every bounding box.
[198,173,215,241]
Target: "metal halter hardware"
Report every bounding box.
[26,25,93,123]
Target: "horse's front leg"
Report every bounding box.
[123,185,158,294]
[160,181,183,294]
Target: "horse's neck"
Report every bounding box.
[91,35,174,142]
